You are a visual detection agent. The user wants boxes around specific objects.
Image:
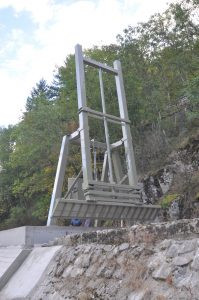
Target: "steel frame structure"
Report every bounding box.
[47,44,160,226]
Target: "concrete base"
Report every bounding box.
[0,247,31,291]
[0,225,101,247]
[0,246,61,299]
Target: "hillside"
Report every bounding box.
[0,0,198,228]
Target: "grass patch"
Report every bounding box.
[160,194,180,209]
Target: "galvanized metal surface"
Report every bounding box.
[52,199,161,221]
[114,60,138,186]
[47,135,69,226]
[99,68,114,183]
[47,44,161,225]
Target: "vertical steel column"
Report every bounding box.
[75,44,92,192]
[114,60,138,186]
[99,68,114,183]
[112,150,124,183]
[93,139,97,180]
[101,151,108,182]
[47,135,69,225]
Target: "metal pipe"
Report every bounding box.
[63,169,83,199]
[93,139,97,181]
[98,68,114,183]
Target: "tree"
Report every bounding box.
[26,79,55,111]
[1,0,199,227]
[0,126,16,226]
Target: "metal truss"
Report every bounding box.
[47,44,160,226]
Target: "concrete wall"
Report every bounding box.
[0,225,98,246]
[25,226,69,246]
[0,227,26,247]
[0,226,68,247]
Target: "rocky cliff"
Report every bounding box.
[30,218,199,300]
[141,130,199,220]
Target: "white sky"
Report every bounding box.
[0,0,173,127]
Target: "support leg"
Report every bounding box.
[101,151,108,182]
[47,135,70,226]
[114,60,138,187]
[112,150,124,183]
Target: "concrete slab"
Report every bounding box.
[0,247,31,290]
[0,248,21,279]
[0,246,61,300]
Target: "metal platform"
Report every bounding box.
[47,44,161,225]
[52,198,161,222]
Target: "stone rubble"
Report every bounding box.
[30,218,199,300]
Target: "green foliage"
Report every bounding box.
[0,0,198,227]
[5,206,28,228]
[32,195,50,222]
[161,194,180,209]
[185,73,199,120]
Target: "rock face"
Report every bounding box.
[141,131,199,220]
[30,219,199,300]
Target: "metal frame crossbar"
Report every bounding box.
[75,44,137,192]
[47,44,161,226]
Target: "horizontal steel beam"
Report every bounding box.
[83,196,140,205]
[85,180,140,190]
[83,57,118,75]
[79,107,130,125]
[84,190,140,199]
[71,137,123,151]
[72,138,107,150]
[111,139,123,150]
[68,130,80,141]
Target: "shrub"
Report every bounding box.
[160,194,180,209]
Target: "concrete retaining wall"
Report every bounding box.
[25,226,69,246]
[0,227,26,247]
[0,226,68,246]
[0,225,103,246]
[0,248,31,291]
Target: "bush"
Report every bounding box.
[160,194,180,209]
[5,206,28,228]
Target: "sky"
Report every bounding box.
[0,0,173,127]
